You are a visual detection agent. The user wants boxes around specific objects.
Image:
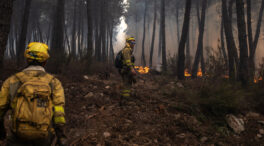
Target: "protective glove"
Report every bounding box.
[0,120,6,140]
[55,125,68,146]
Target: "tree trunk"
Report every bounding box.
[247,0,264,79]
[149,0,157,68]
[222,0,237,80]
[161,0,167,71]
[100,0,106,62]
[141,0,147,66]
[236,0,249,85]
[0,0,13,70]
[191,0,207,78]
[177,0,192,80]
[17,0,32,67]
[186,30,191,70]
[71,0,77,60]
[49,0,65,73]
[220,15,228,65]
[86,0,93,65]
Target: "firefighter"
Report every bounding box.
[119,37,137,105]
[0,42,67,146]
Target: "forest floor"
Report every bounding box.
[1,68,264,145]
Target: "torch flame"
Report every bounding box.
[197,68,203,77]
[135,66,150,74]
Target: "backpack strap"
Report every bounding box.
[15,72,30,84]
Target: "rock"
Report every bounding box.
[84,92,94,98]
[259,129,264,135]
[154,139,158,143]
[176,82,184,88]
[257,134,262,138]
[174,114,181,120]
[246,112,260,118]
[136,131,140,136]
[176,133,185,139]
[83,75,89,80]
[105,86,110,89]
[226,114,245,134]
[200,137,208,143]
[82,106,86,110]
[100,93,104,96]
[258,121,264,125]
[103,132,111,138]
[125,119,133,123]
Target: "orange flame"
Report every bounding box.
[184,69,191,77]
[135,66,150,74]
[197,68,203,77]
[254,76,263,83]
[184,68,203,77]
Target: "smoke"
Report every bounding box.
[113,0,129,53]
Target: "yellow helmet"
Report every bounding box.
[24,42,50,63]
[126,37,136,42]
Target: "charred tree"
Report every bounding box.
[141,0,147,66]
[70,0,77,60]
[49,0,65,73]
[149,0,157,68]
[17,0,32,66]
[222,0,238,80]
[236,0,249,85]
[191,0,207,78]
[177,0,192,80]
[100,0,107,62]
[247,0,264,79]
[160,0,167,71]
[220,15,228,65]
[0,0,13,70]
[86,0,93,64]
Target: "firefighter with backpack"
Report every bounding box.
[115,37,136,105]
[0,42,67,146]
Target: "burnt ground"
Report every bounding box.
[1,70,264,145]
[61,73,264,146]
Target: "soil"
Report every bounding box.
[1,70,264,145]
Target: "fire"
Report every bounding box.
[254,76,263,83]
[197,68,203,77]
[134,66,150,74]
[184,69,191,77]
[184,68,203,77]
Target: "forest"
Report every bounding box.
[1,0,264,145]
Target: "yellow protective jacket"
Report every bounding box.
[0,66,66,127]
[122,43,134,69]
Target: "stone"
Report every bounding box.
[246,112,260,118]
[200,137,208,143]
[176,82,184,88]
[84,92,94,98]
[176,133,185,139]
[105,86,110,89]
[258,121,264,125]
[226,114,245,134]
[83,75,89,80]
[136,131,140,136]
[259,129,264,135]
[103,132,111,138]
[257,134,262,138]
